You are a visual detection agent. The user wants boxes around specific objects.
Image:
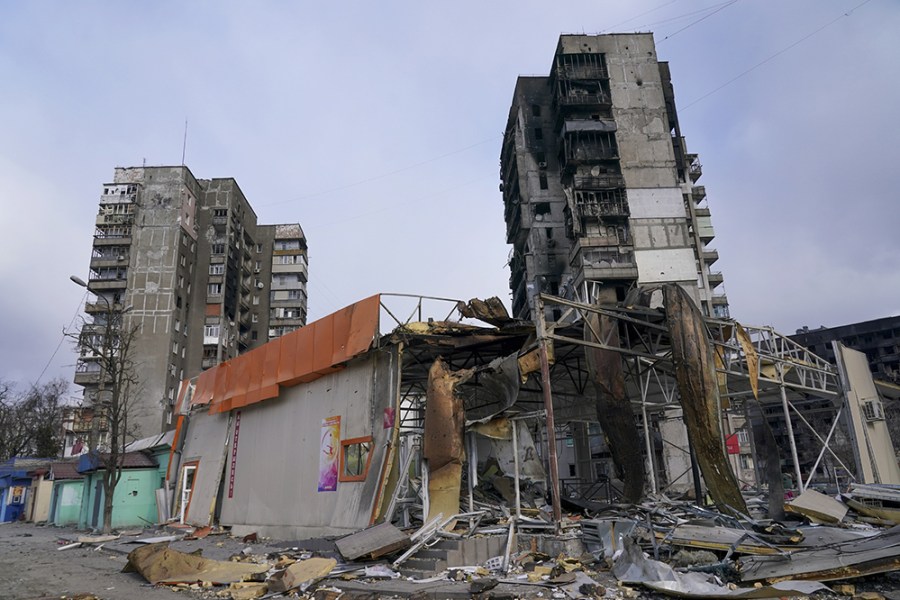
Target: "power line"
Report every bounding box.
[681,0,874,110]
[633,1,738,32]
[657,0,739,44]
[600,0,682,33]
[33,290,88,386]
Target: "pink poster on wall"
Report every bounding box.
[318,416,341,492]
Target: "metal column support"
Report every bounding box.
[535,295,562,524]
[803,405,850,490]
[467,431,477,513]
[778,363,805,492]
[512,421,521,520]
[639,367,658,494]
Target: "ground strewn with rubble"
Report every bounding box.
[3,511,900,600]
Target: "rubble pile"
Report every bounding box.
[104,486,900,600]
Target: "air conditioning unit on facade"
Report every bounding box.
[862,399,885,422]
[538,162,548,169]
[256,282,265,289]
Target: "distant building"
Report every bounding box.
[74,166,308,439]
[499,33,727,319]
[792,316,900,384]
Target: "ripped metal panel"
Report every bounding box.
[584,310,645,503]
[490,420,546,483]
[464,353,521,424]
[424,358,472,523]
[614,537,830,598]
[664,284,746,515]
[456,296,516,328]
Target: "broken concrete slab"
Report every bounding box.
[785,489,848,524]
[335,522,410,561]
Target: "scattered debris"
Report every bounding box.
[738,525,900,583]
[614,537,830,598]
[57,541,82,551]
[844,484,900,524]
[77,534,120,544]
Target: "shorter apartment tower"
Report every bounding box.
[74,166,308,441]
[500,33,727,318]
[264,224,309,339]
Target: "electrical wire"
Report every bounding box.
[657,0,739,43]
[632,1,739,31]
[599,0,682,33]
[32,290,88,386]
[681,0,874,110]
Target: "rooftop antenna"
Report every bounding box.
[181,119,188,166]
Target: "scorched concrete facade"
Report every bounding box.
[500,34,727,319]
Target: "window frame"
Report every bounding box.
[338,435,374,483]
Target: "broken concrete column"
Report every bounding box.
[584,310,646,503]
[663,284,747,515]
[424,357,473,523]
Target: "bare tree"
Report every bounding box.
[69,303,141,534]
[0,378,68,462]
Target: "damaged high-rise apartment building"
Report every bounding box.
[501,33,725,318]
[499,33,734,495]
[71,166,308,446]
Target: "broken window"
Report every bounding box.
[531,104,541,117]
[339,436,373,482]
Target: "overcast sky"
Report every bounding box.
[1,1,897,389]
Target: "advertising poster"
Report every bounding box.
[318,415,341,492]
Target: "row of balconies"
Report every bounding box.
[574,198,629,219]
[686,153,703,182]
[99,192,136,204]
[555,63,608,81]
[570,244,638,281]
[572,174,625,190]
[96,213,134,226]
[557,90,611,108]
[271,259,308,282]
[84,301,127,315]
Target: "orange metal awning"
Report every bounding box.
[203,294,381,414]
